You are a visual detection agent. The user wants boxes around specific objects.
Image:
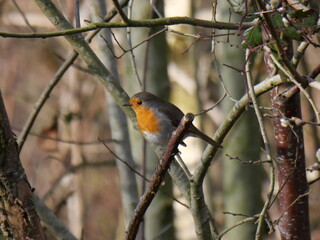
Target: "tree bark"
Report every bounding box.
[271,83,311,240]
[0,90,45,239]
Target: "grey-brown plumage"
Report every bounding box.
[125,92,222,148]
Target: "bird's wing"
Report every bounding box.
[158,101,185,127]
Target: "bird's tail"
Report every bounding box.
[189,125,222,148]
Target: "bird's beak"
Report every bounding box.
[123,103,132,107]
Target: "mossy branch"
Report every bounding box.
[0,17,253,39]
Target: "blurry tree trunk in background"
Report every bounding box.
[89,0,141,238]
[50,4,86,238]
[143,2,174,239]
[164,1,197,238]
[0,90,45,239]
[218,2,264,239]
[124,0,174,239]
[59,65,84,239]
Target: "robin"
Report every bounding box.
[123,92,222,148]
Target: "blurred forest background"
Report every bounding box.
[0,0,319,239]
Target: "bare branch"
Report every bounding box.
[266,47,320,123]
[195,74,285,183]
[34,196,77,240]
[273,191,311,226]
[0,17,253,39]
[244,49,274,240]
[125,114,194,240]
[309,64,320,80]
[112,0,130,23]
[194,93,226,116]
[126,0,143,88]
[264,114,320,127]
[43,160,116,201]
[12,0,36,32]
[226,153,271,165]
[217,215,259,240]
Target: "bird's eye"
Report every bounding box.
[137,100,142,105]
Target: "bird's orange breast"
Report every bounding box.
[134,106,160,134]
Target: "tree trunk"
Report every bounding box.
[271,83,311,240]
[260,8,311,237]
[0,89,45,239]
[90,0,141,230]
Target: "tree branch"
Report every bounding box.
[111,0,130,23]
[0,17,253,39]
[244,49,274,240]
[195,74,285,183]
[125,113,194,240]
[33,196,77,240]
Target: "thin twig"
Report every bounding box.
[195,74,284,185]
[168,28,236,40]
[217,215,259,239]
[273,191,311,226]
[17,52,79,152]
[194,93,226,116]
[53,52,93,73]
[43,160,115,200]
[99,26,165,61]
[100,140,190,209]
[308,176,320,185]
[100,139,147,181]
[269,169,295,210]
[264,114,320,127]
[141,27,150,89]
[182,38,201,54]
[223,211,250,217]
[244,49,274,240]
[255,0,306,85]
[267,47,320,123]
[226,153,271,164]
[14,127,116,145]
[175,154,192,179]
[12,0,36,32]
[126,0,143,88]
[211,44,237,102]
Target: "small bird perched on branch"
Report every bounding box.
[123,92,222,148]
